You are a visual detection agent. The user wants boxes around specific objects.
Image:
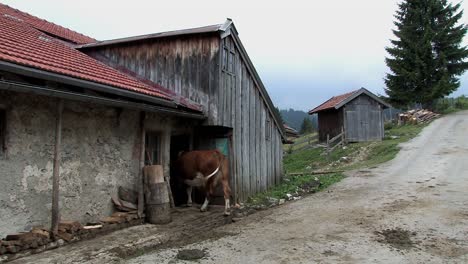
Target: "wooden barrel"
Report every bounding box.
[145,182,171,224]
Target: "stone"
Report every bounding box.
[279,199,285,205]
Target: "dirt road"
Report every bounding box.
[130,111,468,264]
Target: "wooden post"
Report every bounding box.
[138,112,146,218]
[341,126,345,146]
[326,134,330,161]
[228,133,237,204]
[51,99,64,240]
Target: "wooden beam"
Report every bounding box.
[51,99,64,240]
[138,112,146,218]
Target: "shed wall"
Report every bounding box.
[344,94,384,142]
[318,109,343,142]
[83,34,221,125]
[220,36,283,200]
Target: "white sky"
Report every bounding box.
[3,0,468,111]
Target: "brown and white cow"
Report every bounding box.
[174,150,231,215]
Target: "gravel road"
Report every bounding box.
[130,111,468,264]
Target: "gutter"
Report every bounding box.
[0,60,177,109]
[0,80,206,120]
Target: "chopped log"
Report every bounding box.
[5,233,30,241]
[59,221,83,234]
[56,232,73,242]
[31,228,50,240]
[82,225,103,230]
[6,245,18,254]
[100,216,125,224]
[118,186,138,204]
[144,165,164,184]
[1,240,22,247]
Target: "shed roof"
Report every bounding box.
[0,3,95,44]
[77,24,224,49]
[308,88,391,114]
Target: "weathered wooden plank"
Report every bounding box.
[240,65,248,198]
[235,51,242,201]
[249,77,256,195]
[261,106,267,191]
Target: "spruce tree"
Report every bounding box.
[385,0,468,108]
[299,118,314,134]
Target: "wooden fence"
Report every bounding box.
[326,127,345,159]
[285,133,319,155]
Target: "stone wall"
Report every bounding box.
[0,91,143,237]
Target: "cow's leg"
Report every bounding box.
[222,181,231,216]
[186,186,193,207]
[221,167,231,216]
[200,196,209,212]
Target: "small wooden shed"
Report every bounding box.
[308,88,391,142]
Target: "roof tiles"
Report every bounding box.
[0,15,173,101]
[0,3,95,44]
[308,90,358,114]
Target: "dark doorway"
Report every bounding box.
[169,134,195,206]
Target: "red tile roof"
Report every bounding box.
[308,90,358,114]
[0,15,176,101]
[0,3,95,44]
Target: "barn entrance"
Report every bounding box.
[169,126,234,208]
[169,134,194,207]
[194,126,233,205]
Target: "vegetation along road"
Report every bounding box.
[131,111,468,263]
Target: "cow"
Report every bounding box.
[174,150,231,216]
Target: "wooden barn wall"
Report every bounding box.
[344,94,384,142]
[318,109,344,142]
[83,35,221,125]
[84,34,284,202]
[220,36,283,201]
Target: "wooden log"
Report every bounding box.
[287,170,344,176]
[144,165,164,184]
[100,216,125,224]
[56,232,73,242]
[82,225,102,230]
[146,204,171,225]
[51,99,64,240]
[138,112,146,218]
[145,182,171,224]
[59,221,83,233]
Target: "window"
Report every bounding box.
[145,131,161,165]
[222,38,236,75]
[0,109,5,154]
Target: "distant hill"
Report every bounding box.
[280,108,317,132]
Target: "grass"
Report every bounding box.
[246,123,427,206]
[435,96,468,114]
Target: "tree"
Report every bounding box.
[299,117,314,134]
[274,106,284,125]
[385,0,468,109]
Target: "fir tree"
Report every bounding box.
[299,118,314,134]
[385,0,468,108]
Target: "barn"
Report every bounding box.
[308,88,391,142]
[0,3,285,237]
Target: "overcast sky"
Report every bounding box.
[3,0,468,111]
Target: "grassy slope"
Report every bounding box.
[247,124,426,205]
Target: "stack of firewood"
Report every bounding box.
[398,109,440,125]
